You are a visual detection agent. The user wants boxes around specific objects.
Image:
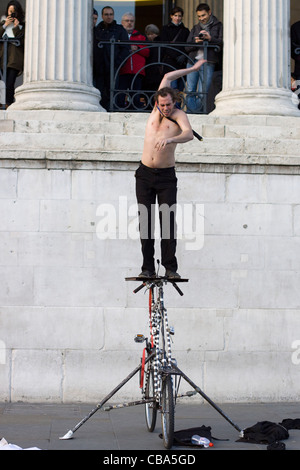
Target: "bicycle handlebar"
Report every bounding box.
[133,282,146,294]
[172,282,184,296]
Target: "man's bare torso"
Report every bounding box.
[141,108,181,168]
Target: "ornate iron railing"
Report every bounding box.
[96,39,221,113]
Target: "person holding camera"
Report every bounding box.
[0,0,25,108]
[185,3,223,113]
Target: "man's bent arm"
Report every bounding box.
[155,113,194,150]
[159,59,207,89]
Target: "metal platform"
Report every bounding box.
[125,276,189,282]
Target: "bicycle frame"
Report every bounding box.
[150,281,172,397]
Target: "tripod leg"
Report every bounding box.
[59,352,155,439]
[172,363,242,433]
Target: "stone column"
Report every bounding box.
[213,0,299,116]
[10,0,102,111]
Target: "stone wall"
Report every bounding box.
[0,111,300,403]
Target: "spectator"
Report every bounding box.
[160,6,190,92]
[143,24,161,108]
[118,12,150,110]
[0,0,25,108]
[145,24,160,42]
[94,6,128,111]
[92,9,98,88]
[185,3,223,113]
[92,8,98,27]
[291,20,300,110]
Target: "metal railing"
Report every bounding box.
[0,35,21,109]
[96,39,221,113]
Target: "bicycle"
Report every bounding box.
[60,275,242,447]
[134,276,187,449]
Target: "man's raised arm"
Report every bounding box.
[158,59,207,90]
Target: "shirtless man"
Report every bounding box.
[135,59,206,279]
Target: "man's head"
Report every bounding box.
[154,87,180,116]
[102,6,114,25]
[93,8,98,27]
[196,3,212,24]
[122,12,135,34]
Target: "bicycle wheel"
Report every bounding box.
[161,374,174,449]
[145,366,157,432]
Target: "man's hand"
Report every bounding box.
[159,58,206,90]
[190,58,207,72]
[199,30,211,41]
[155,138,172,151]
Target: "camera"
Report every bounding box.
[11,12,16,18]
[198,32,205,39]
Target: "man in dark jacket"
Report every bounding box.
[94,6,128,110]
[291,20,300,110]
[185,3,223,113]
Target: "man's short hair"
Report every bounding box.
[196,3,211,13]
[154,87,181,104]
[122,12,135,20]
[102,6,114,15]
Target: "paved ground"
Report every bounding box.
[1,400,300,455]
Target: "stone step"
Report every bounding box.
[0,130,300,158]
[1,110,149,136]
[2,110,300,139]
[3,120,300,143]
[203,123,300,140]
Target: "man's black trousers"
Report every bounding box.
[135,163,178,273]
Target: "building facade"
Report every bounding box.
[0,0,300,405]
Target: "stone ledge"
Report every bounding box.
[0,133,300,155]
[1,152,300,175]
